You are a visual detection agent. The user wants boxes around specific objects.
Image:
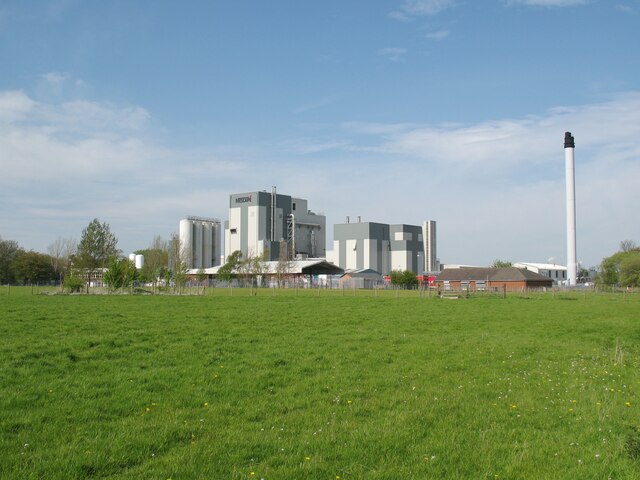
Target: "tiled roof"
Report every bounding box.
[436,267,552,283]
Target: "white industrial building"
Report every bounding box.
[224,188,326,262]
[179,216,222,269]
[327,219,437,275]
[513,262,567,284]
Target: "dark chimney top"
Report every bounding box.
[564,131,575,148]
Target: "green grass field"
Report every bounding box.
[1,289,639,479]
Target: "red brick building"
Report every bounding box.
[435,267,554,292]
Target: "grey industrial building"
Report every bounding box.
[327,219,438,275]
[224,188,326,262]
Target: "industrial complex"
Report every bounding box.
[181,188,439,278]
[177,131,578,287]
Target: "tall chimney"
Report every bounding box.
[564,132,577,286]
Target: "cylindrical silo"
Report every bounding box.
[179,219,193,268]
[203,222,212,268]
[135,254,144,270]
[194,221,203,269]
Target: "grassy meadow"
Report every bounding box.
[1,289,640,479]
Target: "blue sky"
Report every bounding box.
[1,0,639,268]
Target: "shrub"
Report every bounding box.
[63,275,85,293]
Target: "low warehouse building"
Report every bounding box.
[435,267,554,292]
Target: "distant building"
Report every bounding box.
[179,216,222,269]
[513,262,567,285]
[340,268,385,289]
[328,219,437,275]
[224,188,326,262]
[422,220,439,273]
[435,267,554,291]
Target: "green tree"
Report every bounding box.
[196,268,207,291]
[135,236,169,293]
[75,219,119,274]
[598,256,620,286]
[103,258,137,291]
[492,259,512,268]
[620,256,640,287]
[389,270,418,289]
[218,250,243,283]
[0,237,23,283]
[11,251,56,285]
[597,244,640,287]
[63,275,84,293]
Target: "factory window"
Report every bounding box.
[293,202,296,211]
[230,228,237,234]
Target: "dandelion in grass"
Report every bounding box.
[626,401,632,407]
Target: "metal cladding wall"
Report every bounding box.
[225,191,325,262]
[390,224,423,273]
[334,222,392,275]
[333,221,427,275]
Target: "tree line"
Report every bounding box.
[1,218,178,291]
[597,240,640,288]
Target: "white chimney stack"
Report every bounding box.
[564,132,577,286]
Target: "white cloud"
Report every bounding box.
[616,4,637,14]
[378,47,408,61]
[40,72,70,84]
[390,0,457,21]
[425,29,450,40]
[0,91,37,122]
[506,0,588,6]
[402,0,458,16]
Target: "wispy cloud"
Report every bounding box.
[425,29,450,40]
[616,3,637,14]
[40,72,70,84]
[292,95,337,114]
[505,0,589,6]
[378,47,407,61]
[390,0,458,21]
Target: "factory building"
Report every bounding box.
[224,188,326,262]
[179,216,222,269]
[422,220,439,273]
[328,219,437,275]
